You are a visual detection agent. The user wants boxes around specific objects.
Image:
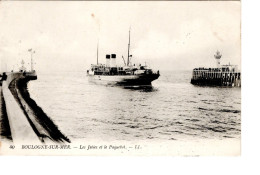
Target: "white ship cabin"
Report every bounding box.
[87,54,156,76]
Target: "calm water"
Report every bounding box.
[28,71,241,142]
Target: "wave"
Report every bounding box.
[217,109,240,113]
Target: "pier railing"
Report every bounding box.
[191,68,241,87]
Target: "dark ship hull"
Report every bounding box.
[87,73,160,86]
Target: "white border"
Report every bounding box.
[1,0,260,175]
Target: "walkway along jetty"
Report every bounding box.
[191,51,241,87]
[0,57,70,144]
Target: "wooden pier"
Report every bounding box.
[191,67,241,87]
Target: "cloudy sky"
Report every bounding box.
[0,1,240,72]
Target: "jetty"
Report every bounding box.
[191,51,241,87]
[0,53,70,144]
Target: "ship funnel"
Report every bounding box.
[111,54,116,67]
[106,54,110,67]
[214,50,222,68]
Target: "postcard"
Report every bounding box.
[0,0,240,156]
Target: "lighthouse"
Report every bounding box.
[28,48,35,71]
[214,50,222,68]
[19,59,26,72]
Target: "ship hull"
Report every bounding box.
[87,74,159,86]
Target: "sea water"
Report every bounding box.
[28,70,241,143]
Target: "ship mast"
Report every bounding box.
[127,29,131,66]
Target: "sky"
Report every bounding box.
[0,1,240,72]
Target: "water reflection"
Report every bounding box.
[122,85,157,92]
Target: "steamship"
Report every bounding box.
[86,30,160,86]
